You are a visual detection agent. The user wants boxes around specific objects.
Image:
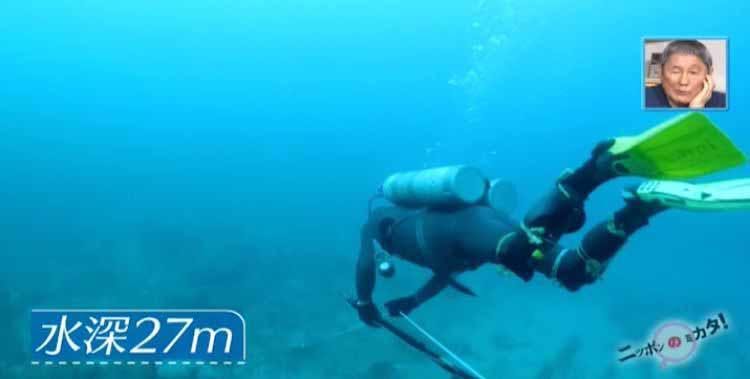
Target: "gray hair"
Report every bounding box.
[660,40,713,72]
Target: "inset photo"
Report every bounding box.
[644,38,727,110]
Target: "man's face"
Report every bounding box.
[661,53,709,106]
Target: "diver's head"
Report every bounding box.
[659,40,713,106]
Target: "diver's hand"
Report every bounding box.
[353,299,381,328]
[384,296,418,317]
[689,76,715,109]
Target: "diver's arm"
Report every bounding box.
[355,223,376,302]
[413,274,450,305]
[384,274,450,316]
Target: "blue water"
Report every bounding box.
[1,0,749,378]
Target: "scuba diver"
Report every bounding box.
[352,112,750,326]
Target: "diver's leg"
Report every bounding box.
[523,140,617,243]
[534,192,666,291]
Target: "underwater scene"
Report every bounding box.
[1,0,749,378]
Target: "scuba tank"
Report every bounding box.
[382,165,488,208]
[483,178,518,214]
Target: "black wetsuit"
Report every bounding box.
[355,140,661,312]
[357,205,516,305]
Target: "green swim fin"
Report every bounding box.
[608,112,746,179]
[635,179,750,211]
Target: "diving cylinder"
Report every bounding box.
[382,165,487,208]
[483,178,518,214]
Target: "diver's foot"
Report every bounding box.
[612,185,668,236]
[558,139,618,200]
[622,185,669,217]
